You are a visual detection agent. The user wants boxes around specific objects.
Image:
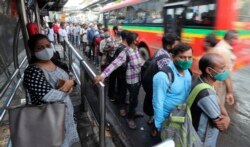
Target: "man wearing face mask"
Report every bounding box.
[105,25,122,102]
[212,30,238,106]
[155,33,179,70]
[191,53,230,147]
[95,32,143,129]
[153,43,193,132]
[143,33,178,128]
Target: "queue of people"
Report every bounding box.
[94,26,236,146]
[33,21,238,146]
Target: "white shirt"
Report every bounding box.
[58,28,68,42]
[47,28,54,42]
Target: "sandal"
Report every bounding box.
[119,109,126,117]
[126,119,137,129]
[147,116,154,125]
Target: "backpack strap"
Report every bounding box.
[160,65,174,90]
[186,83,213,107]
[125,50,129,64]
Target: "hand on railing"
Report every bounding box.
[94,75,105,84]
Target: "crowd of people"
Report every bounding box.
[37,21,239,146]
[93,25,237,146]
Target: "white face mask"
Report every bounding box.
[35,48,54,61]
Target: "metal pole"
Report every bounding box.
[34,0,41,32]
[99,83,105,147]
[13,20,21,70]
[63,40,67,60]
[80,61,86,112]
[17,0,31,61]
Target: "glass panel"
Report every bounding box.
[116,7,126,24]
[165,8,176,34]
[146,0,164,24]
[123,6,136,24]
[122,0,165,24]
[238,0,250,22]
[108,10,117,25]
[185,0,216,27]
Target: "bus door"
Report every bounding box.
[163,1,189,37]
[103,12,109,29]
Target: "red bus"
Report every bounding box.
[100,0,250,71]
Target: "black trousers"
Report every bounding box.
[127,82,141,119]
[143,91,154,116]
[117,76,127,108]
[108,71,117,99]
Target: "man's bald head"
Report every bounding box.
[199,53,225,75]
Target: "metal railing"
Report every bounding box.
[64,40,106,147]
[0,56,28,122]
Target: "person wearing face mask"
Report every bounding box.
[155,33,179,70]
[95,32,143,129]
[104,25,122,102]
[23,34,80,147]
[152,43,193,132]
[191,33,217,79]
[143,33,178,128]
[191,53,230,147]
[58,22,68,45]
[211,30,238,106]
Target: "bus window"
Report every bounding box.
[122,0,165,24]
[165,8,176,34]
[0,0,11,15]
[124,6,135,23]
[163,5,186,36]
[109,10,117,25]
[117,7,126,24]
[103,12,109,29]
[238,0,250,22]
[130,3,148,24]
[185,0,216,27]
[142,0,164,24]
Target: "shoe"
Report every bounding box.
[126,119,137,129]
[147,116,154,125]
[150,128,158,137]
[134,112,144,118]
[119,109,126,117]
[109,97,116,102]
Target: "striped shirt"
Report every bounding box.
[101,47,142,84]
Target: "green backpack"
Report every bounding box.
[160,83,213,147]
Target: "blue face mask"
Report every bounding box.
[35,47,54,61]
[209,68,230,81]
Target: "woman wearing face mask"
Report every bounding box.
[23,34,80,147]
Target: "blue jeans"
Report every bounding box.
[127,82,141,119]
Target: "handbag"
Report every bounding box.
[9,102,66,147]
[8,65,66,147]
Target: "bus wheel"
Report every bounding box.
[139,46,149,61]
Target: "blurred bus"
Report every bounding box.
[100,0,250,70]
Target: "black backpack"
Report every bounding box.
[141,54,172,92]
